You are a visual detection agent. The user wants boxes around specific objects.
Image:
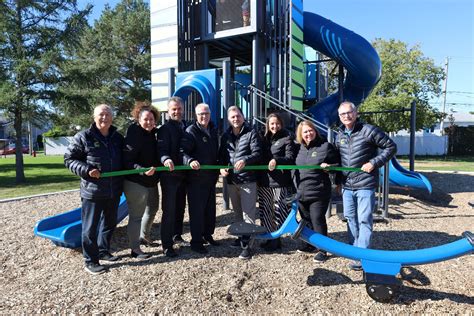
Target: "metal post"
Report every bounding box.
[222,60,231,210]
[382,161,390,219]
[338,64,344,103]
[409,100,416,171]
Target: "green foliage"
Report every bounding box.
[56,0,151,132]
[359,39,445,132]
[446,126,474,156]
[0,0,91,183]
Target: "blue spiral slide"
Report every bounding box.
[304,12,432,194]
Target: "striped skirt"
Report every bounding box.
[257,186,295,231]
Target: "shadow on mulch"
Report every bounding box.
[306,268,363,287]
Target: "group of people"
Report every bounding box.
[64,98,396,275]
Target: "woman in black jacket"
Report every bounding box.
[295,120,340,262]
[257,113,297,251]
[123,101,160,259]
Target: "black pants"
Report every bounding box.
[160,174,186,249]
[298,197,330,238]
[187,178,217,246]
[81,197,120,263]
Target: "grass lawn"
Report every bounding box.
[0,155,80,199]
[397,155,474,172]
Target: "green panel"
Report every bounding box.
[292,23,304,42]
[292,70,304,84]
[292,40,304,57]
[291,54,304,69]
[290,1,304,112]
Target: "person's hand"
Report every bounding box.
[234,160,246,171]
[336,184,342,195]
[320,162,330,169]
[190,160,201,170]
[220,168,229,177]
[89,168,101,179]
[361,162,375,173]
[268,159,277,171]
[164,159,175,171]
[145,167,155,176]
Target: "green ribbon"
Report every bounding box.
[101,164,362,178]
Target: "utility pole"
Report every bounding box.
[440,57,449,134]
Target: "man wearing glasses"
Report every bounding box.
[181,103,220,254]
[336,101,396,271]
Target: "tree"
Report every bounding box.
[0,0,90,183]
[359,39,445,133]
[56,0,151,133]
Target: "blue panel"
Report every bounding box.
[306,64,316,98]
[174,69,220,124]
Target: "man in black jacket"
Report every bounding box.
[336,101,396,270]
[157,96,187,257]
[64,104,124,275]
[181,103,220,254]
[219,106,262,260]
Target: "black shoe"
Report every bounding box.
[204,235,220,246]
[131,250,151,260]
[296,243,316,253]
[230,238,241,248]
[313,251,327,263]
[140,237,159,247]
[238,247,252,260]
[164,247,178,258]
[172,235,189,246]
[349,260,362,271]
[84,262,107,275]
[191,244,208,254]
[99,252,120,262]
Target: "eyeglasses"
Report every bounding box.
[338,111,354,117]
[197,112,210,116]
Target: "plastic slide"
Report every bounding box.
[303,11,432,193]
[34,194,128,248]
[386,158,433,193]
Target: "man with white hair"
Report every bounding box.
[336,101,396,271]
[65,104,124,275]
[181,103,220,254]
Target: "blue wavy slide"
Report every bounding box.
[34,194,128,248]
[303,11,432,193]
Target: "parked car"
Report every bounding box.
[0,143,29,155]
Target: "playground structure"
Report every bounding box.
[33,0,471,303]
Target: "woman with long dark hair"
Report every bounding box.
[257,113,297,251]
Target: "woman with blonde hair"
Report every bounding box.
[294,120,340,262]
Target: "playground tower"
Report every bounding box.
[151,0,309,126]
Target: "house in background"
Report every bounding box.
[392,112,474,155]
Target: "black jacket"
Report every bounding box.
[258,129,297,188]
[64,123,124,200]
[181,121,219,182]
[218,123,262,184]
[294,137,340,202]
[157,119,186,179]
[336,121,397,190]
[123,123,160,187]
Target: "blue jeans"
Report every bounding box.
[342,189,375,249]
[81,197,120,263]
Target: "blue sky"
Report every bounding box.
[79,0,473,113]
[306,0,473,113]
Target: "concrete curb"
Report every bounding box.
[420,170,474,175]
[0,189,80,203]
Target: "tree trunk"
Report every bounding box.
[14,108,25,184]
